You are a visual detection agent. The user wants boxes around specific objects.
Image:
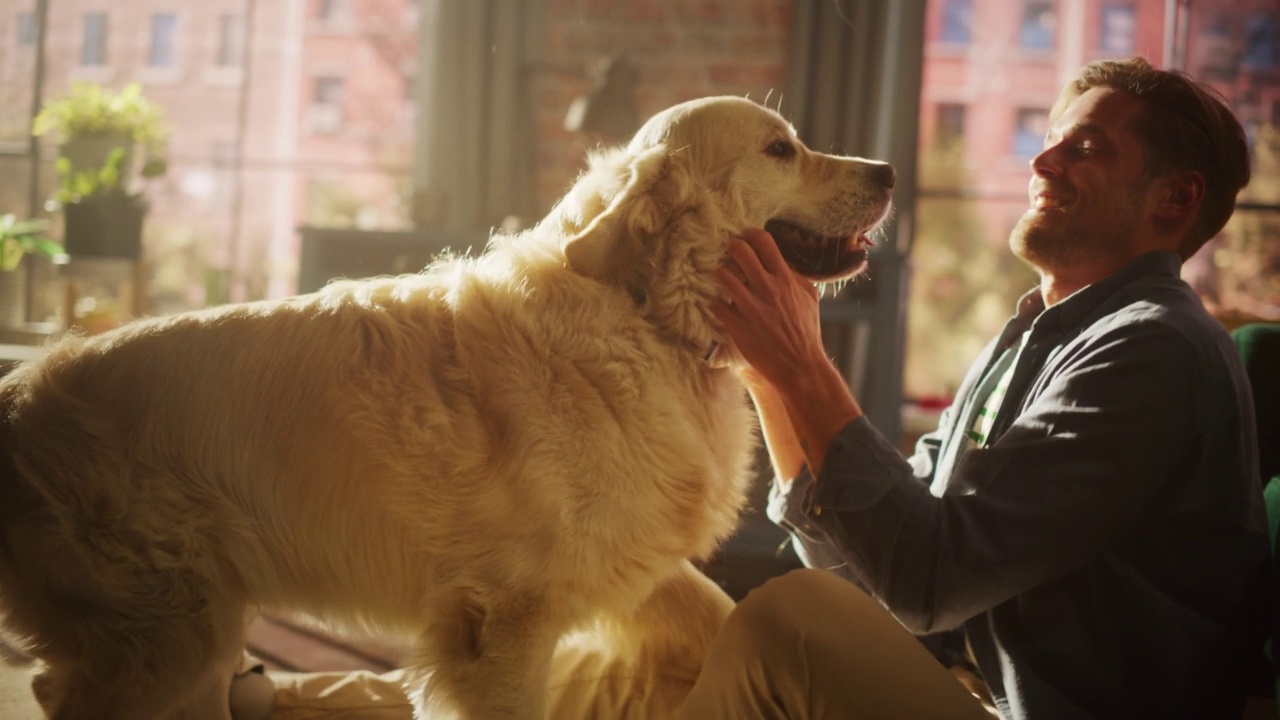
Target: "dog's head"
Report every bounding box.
[554,96,894,360]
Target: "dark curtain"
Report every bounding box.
[412,0,540,234]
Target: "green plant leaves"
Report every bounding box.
[0,213,62,271]
[33,82,170,206]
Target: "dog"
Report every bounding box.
[0,95,893,719]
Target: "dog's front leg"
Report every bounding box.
[542,560,737,719]
[407,591,558,720]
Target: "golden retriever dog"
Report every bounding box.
[0,95,893,719]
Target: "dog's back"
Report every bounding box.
[0,244,756,717]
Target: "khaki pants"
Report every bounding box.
[266,569,993,719]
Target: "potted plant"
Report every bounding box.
[32,82,170,260]
[50,147,148,259]
[0,213,64,327]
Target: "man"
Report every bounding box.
[686,57,1269,718]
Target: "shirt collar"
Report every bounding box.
[1017,250,1183,335]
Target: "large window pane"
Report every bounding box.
[1183,0,1280,327]
[911,0,1279,408]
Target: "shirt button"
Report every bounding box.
[813,505,823,516]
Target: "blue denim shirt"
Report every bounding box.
[769,250,1270,719]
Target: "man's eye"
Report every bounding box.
[766,139,795,159]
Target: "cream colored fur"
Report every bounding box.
[0,96,892,719]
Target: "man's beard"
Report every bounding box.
[1009,184,1144,273]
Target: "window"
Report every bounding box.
[912,0,1280,406]
[1242,12,1277,69]
[1100,3,1136,56]
[310,76,345,132]
[1019,1,1056,50]
[17,11,36,47]
[940,0,972,44]
[1198,14,1237,79]
[82,12,107,66]
[216,14,245,68]
[212,139,237,169]
[1013,108,1048,157]
[318,0,349,21]
[935,103,966,148]
[149,13,177,68]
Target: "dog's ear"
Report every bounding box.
[563,145,674,292]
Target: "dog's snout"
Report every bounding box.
[873,163,896,190]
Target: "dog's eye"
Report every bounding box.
[765,139,796,160]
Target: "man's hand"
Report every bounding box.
[710,228,863,476]
[711,229,827,389]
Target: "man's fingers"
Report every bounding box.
[723,238,773,292]
[739,227,790,275]
[710,296,750,338]
[716,265,754,307]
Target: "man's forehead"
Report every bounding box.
[1049,86,1144,140]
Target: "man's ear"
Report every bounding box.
[1155,170,1205,222]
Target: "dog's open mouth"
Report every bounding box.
[764,219,875,282]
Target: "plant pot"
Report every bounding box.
[63,193,147,260]
[61,134,135,178]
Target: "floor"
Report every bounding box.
[0,615,410,719]
[0,639,40,720]
[245,614,410,674]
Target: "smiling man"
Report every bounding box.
[690,57,1269,719]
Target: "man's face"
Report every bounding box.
[1009,87,1159,274]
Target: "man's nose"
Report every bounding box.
[1030,146,1061,177]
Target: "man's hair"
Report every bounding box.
[1049,57,1251,258]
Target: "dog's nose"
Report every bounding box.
[873,163,897,190]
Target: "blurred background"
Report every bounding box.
[0,0,1276,615]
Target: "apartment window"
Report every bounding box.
[1013,108,1049,157]
[212,139,237,169]
[310,76,345,132]
[940,0,973,44]
[935,103,966,148]
[1100,3,1136,56]
[82,12,107,66]
[216,14,245,68]
[1242,12,1278,69]
[318,0,349,21]
[1019,1,1056,50]
[17,11,36,46]
[149,13,177,67]
[1198,14,1237,79]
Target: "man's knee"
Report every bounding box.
[717,569,857,658]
